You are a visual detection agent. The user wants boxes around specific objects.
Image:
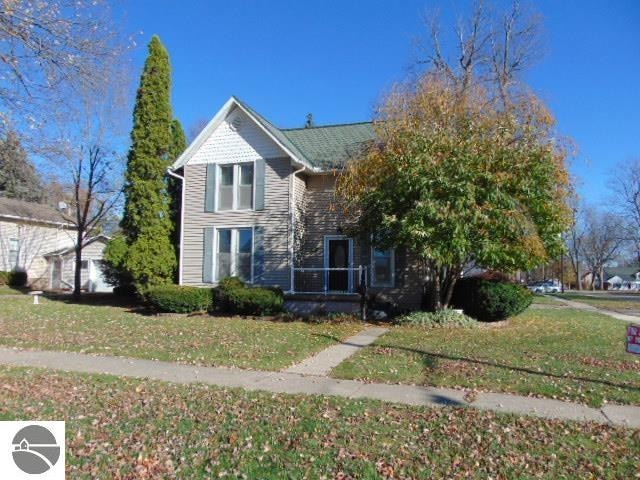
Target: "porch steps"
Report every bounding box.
[284,293,361,316]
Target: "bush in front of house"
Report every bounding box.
[145,285,214,313]
[451,276,532,322]
[215,277,284,316]
[396,309,477,328]
[2,270,28,288]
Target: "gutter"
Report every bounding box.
[289,165,306,293]
[167,168,185,285]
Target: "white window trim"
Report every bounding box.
[8,238,20,269]
[212,225,255,284]
[370,247,395,288]
[215,161,256,212]
[323,235,354,293]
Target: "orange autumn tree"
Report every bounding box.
[337,73,571,310]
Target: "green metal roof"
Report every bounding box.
[282,123,375,169]
[234,97,375,170]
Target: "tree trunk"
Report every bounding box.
[576,261,581,291]
[73,230,83,301]
[599,265,605,291]
[432,268,442,311]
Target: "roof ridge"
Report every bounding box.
[282,121,373,131]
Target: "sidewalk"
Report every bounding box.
[0,346,638,428]
[284,326,388,376]
[549,296,640,323]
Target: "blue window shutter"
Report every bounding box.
[253,226,265,283]
[254,159,265,210]
[205,164,216,212]
[203,227,214,283]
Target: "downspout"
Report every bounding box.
[167,168,185,285]
[289,165,306,293]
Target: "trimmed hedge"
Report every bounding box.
[215,277,284,316]
[145,285,214,313]
[0,270,27,288]
[396,309,477,328]
[451,276,532,322]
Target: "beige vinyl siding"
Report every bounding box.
[182,157,291,289]
[0,218,75,288]
[299,174,423,309]
[298,174,359,267]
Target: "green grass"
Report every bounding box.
[0,295,362,370]
[332,308,640,407]
[531,294,562,305]
[0,366,637,479]
[556,293,640,313]
[0,285,28,295]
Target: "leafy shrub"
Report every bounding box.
[113,284,138,298]
[7,270,27,288]
[451,276,532,322]
[103,234,134,290]
[396,309,477,328]
[145,285,214,313]
[215,277,284,316]
[0,271,8,286]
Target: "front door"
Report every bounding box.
[51,259,62,289]
[327,238,351,292]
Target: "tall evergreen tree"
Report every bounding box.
[168,119,187,280]
[0,131,43,202]
[120,36,175,287]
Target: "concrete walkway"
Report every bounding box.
[284,326,388,376]
[548,296,640,323]
[0,346,638,428]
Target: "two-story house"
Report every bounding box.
[171,97,424,311]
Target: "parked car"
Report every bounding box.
[527,281,561,294]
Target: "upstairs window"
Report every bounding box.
[217,163,254,211]
[371,248,394,287]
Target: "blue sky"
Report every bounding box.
[122,0,639,202]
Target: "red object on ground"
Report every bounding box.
[627,324,640,355]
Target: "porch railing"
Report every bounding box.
[292,266,367,295]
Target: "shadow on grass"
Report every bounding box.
[316,333,640,393]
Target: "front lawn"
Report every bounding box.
[0,296,362,371]
[556,292,640,314]
[0,285,28,295]
[0,366,637,478]
[332,308,640,407]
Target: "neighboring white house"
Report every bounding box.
[44,235,112,292]
[0,196,112,292]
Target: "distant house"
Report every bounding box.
[0,196,111,292]
[603,267,640,290]
[581,267,640,290]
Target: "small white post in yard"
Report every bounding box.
[29,290,43,305]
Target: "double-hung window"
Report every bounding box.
[371,248,394,287]
[217,163,254,211]
[215,228,253,282]
[8,238,19,269]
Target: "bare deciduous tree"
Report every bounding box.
[608,158,640,266]
[417,0,543,107]
[580,208,625,290]
[0,0,129,149]
[46,51,129,300]
[564,198,585,290]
